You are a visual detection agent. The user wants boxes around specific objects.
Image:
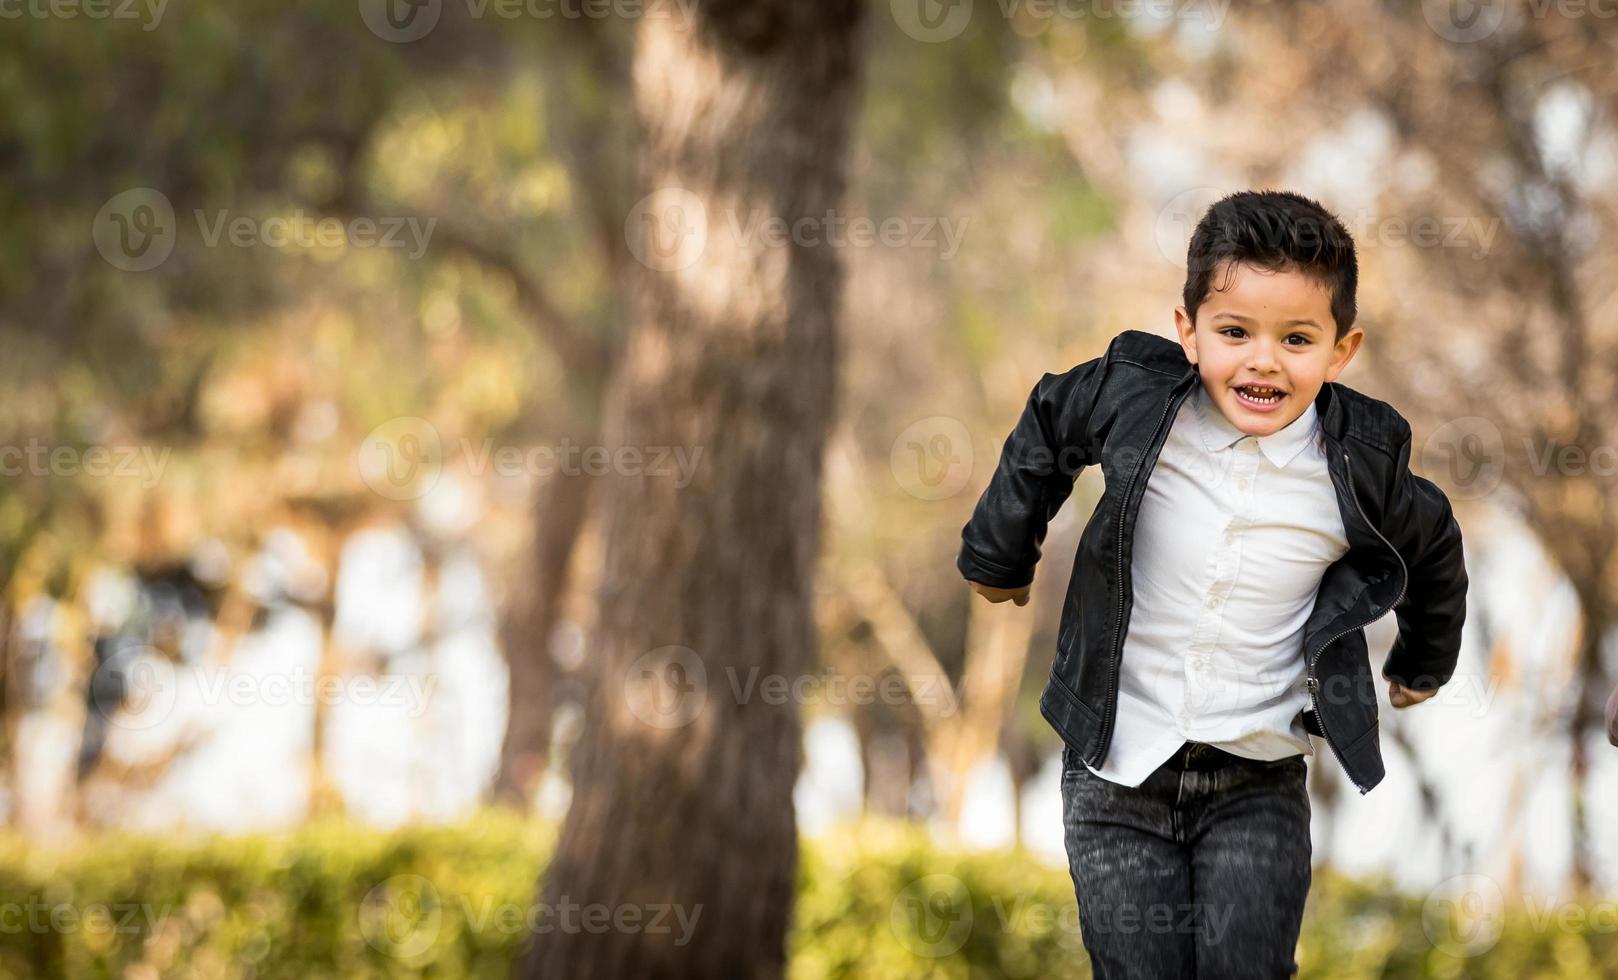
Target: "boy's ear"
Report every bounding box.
[1324,326,1364,381]
[1173,306,1198,366]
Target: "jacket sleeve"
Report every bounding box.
[1606,681,1618,748]
[957,351,1111,590]
[1379,421,1469,691]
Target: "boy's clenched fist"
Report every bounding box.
[967,580,1030,606]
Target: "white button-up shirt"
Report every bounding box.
[1087,383,1350,787]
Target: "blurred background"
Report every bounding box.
[3,0,1618,976]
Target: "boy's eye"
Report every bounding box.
[1217,327,1310,345]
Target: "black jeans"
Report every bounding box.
[1060,741,1312,979]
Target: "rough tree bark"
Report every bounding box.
[516,1,867,976]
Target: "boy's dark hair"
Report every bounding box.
[1183,190,1358,340]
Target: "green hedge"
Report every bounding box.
[0,813,555,979]
[0,813,1611,978]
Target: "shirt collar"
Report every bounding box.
[1191,384,1319,469]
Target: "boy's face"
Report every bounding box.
[1173,260,1364,438]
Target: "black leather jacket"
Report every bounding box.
[957,329,1469,793]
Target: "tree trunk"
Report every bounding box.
[491,12,631,811]
[1565,591,1611,895]
[516,2,866,976]
[493,462,596,807]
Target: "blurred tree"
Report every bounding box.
[0,3,628,827]
[485,18,636,810]
[516,1,867,975]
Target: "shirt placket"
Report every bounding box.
[1181,437,1262,726]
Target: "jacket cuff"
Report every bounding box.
[957,544,1034,591]
[1605,683,1618,748]
[1382,634,1455,691]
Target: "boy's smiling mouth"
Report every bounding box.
[1232,383,1287,411]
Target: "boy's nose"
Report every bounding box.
[1247,342,1279,370]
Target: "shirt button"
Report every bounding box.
[1206,596,1219,608]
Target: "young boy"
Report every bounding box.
[957,191,1468,978]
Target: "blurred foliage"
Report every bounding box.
[0,0,1138,812]
[0,809,556,978]
[0,3,584,594]
[0,813,1612,978]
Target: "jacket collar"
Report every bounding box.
[1315,380,1344,440]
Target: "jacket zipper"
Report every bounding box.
[1096,380,1192,764]
[1305,446,1410,794]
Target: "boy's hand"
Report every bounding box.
[968,580,1030,606]
[1385,677,1438,708]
